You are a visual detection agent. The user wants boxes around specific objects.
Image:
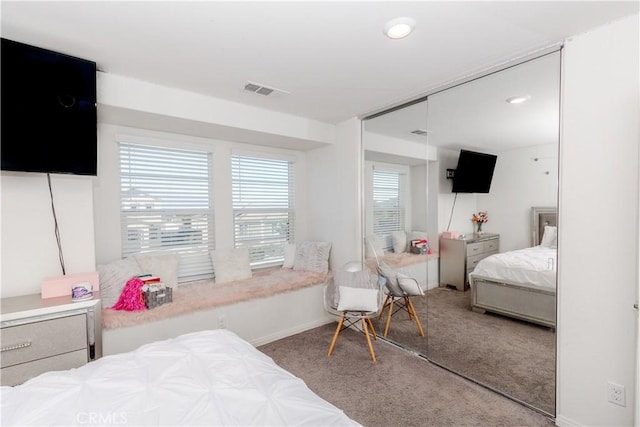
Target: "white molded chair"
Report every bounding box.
[375,260,426,338]
[324,262,384,362]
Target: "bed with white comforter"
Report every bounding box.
[469,245,557,328]
[470,245,556,291]
[1,329,359,426]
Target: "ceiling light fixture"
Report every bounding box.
[506,95,531,104]
[384,17,416,39]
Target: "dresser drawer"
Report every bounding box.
[1,314,87,369]
[467,253,492,271]
[466,242,484,257]
[483,239,499,252]
[1,349,87,386]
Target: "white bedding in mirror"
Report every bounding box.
[470,246,557,291]
[1,329,359,427]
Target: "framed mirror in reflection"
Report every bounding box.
[361,50,560,416]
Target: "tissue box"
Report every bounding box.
[441,231,460,239]
[142,286,173,309]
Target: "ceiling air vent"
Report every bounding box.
[243,81,289,97]
[410,129,430,136]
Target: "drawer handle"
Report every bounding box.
[1,341,32,352]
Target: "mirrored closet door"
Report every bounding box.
[361,51,560,416]
[362,101,435,359]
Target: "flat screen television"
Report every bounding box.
[451,149,497,193]
[1,38,97,176]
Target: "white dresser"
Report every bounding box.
[0,292,102,386]
[439,233,500,291]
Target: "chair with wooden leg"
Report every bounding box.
[325,262,383,362]
[376,261,425,338]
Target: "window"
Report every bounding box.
[372,169,404,250]
[120,143,214,281]
[232,154,294,267]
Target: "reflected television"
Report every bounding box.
[451,149,497,193]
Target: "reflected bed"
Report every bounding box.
[469,207,557,328]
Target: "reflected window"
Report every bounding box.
[372,169,405,250]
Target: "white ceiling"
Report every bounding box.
[366,50,561,152]
[2,1,638,127]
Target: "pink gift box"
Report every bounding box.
[41,272,100,299]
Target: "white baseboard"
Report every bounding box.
[249,317,334,347]
[554,414,580,427]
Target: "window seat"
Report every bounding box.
[365,251,439,270]
[102,267,330,330]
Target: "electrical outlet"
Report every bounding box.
[607,382,626,406]
[218,315,226,329]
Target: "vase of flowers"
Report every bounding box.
[472,211,488,234]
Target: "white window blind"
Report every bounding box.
[120,143,214,281]
[372,169,404,251]
[232,155,294,267]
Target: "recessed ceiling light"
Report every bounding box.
[506,95,531,104]
[384,17,416,39]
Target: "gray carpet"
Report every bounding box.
[259,323,555,427]
[370,287,556,415]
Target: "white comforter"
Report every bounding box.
[1,329,359,426]
[469,245,557,291]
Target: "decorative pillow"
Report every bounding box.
[397,272,424,296]
[210,248,252,284]
[540,225,557,248]
[97,257,143,309]
[134,253,180,288]
[392,231,407,254]
[293,241,331,273]
[365,235,385,259]
[282,243,296,269]
[337,287,379,312]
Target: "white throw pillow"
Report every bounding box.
[210,248,253,284]
[337,286,379,312]
[97,257,143,309]
[134,253,180,288]
[397,272,424,296]
[293,241,331,273]
[282,243,296,269]
[540,225,557,248]
[392,231,407,254]
[365,235,385,259]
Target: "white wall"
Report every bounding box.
[437,144,558,252]
[479,143,559,252]
[1,173,96,297]
[2,72,337,300]
[307,118,362,269]
[556,14,639,427]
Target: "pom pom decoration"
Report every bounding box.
[111,277,147,311]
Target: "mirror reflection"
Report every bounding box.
[362,101,435,352]
[362,51,560,416]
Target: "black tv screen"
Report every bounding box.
[1,38,97,176]
[451,149,497,193]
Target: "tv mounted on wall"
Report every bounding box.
[1,38,97,176]
[451,149,498,193]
